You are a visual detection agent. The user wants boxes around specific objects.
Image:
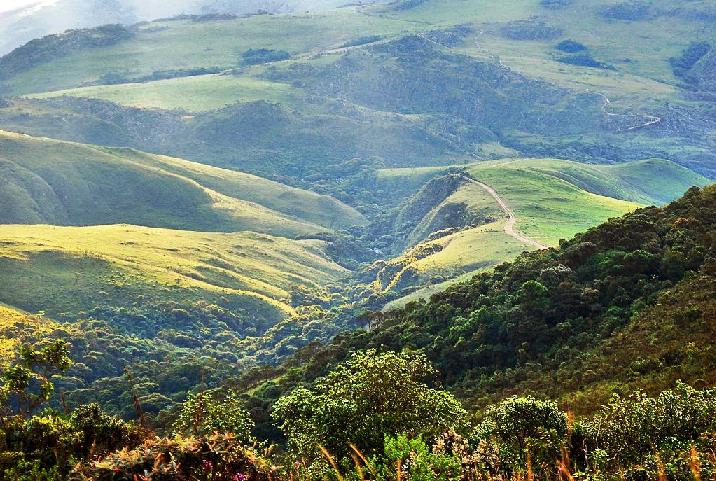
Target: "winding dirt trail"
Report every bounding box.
[471,179,549,250]
[599,93,662,131]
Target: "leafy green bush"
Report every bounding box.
[174,390,255,442]
[241,49,290,66]
[380,434,462,481]
[474,396,567,476]
[272,350,467,460]
[584,382,716,471]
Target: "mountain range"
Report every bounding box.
[0,1,713,476]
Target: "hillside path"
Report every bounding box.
[471,180,549,250]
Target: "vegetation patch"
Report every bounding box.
[500,20,563,41]
[670,41,711,79]
[340,35,383,48]
[0,25,133,80]
[241,48,291,66]
[600,1,655,21]
[555,39,587,53]
[557,52,607,68]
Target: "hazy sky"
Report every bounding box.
[0,0,56,14]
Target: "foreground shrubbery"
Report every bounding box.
[1,345,715,480]
[73,434,273,481]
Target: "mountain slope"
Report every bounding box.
[0,130,364,234]
[359,158,708,310]
[0,0,394,56]
[228,184,716,439]
[0,223,347,324]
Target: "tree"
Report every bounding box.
[584,382,716,470]
[272,350,467,460]
[173,389,254,443]
[0,340,72,417]
[70,403,137,457]
[474,396,567,474]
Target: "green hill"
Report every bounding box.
[0,222,352,418]
[0,223,347,326]
[231,184,716,440]
[359,158,709,310]
[0,130,365,234]
[0,11,416,97]
[0,0,713,185]
[30,75,299,113]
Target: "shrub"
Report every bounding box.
[473,396,568,476]
[584,382,716,469]
[555,40,587,53]
[272,350,467,460]
[241,49,290,66]
[174,390,254,443]
[72,434,273,481]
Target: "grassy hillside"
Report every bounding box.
[3,0,713,108]
[380,157,708,241]
[361,157,709,308]
[467,161,646,245]
[0,221,352,418]
[0,11,418,97]
[0,130,364,233]
[0,224,347,323]
[0,0,713,186]
[230,184,716,442]
[30,75,298,113]
[383,0,716,99]
[374,220,530,304]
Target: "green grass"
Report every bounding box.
[0,224,348,319]
[0,130,365,234]
[1,9,421,96]
[466,160,642,245]
[380,157,706,246]
[29,75,298,112]
[381,220,531,309]
[495,158,710,205]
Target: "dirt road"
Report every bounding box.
[471,179,549,250]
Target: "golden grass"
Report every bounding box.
[0,224,349,316]
[0,304,62,364]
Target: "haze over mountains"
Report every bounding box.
[0,0,390,55]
